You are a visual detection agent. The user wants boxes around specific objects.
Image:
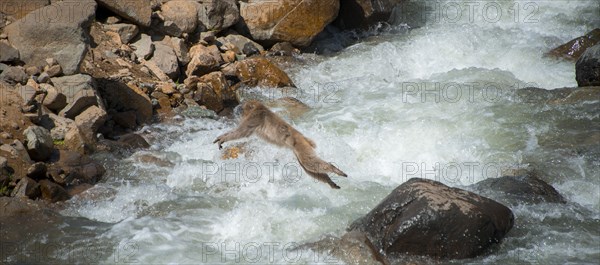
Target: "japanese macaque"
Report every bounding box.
[213,100,347,189]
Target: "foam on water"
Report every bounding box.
[51,0,600,264]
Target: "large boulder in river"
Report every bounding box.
[4,0,97,75]
[546,28,600,61]
[335,0,403,29]
[576,44,600,87]
[239,0,339,47]
[48,150,105,186]
[96,0,152,27]
[348,178,514,260]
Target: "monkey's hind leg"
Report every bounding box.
[299,163,341,189]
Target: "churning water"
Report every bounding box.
[10,0,600,264]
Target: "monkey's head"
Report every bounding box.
[237,100,263,118]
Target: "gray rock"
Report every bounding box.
[44,64,62,78]
[11,177,41,199]
[0,66,27,85]
[37,72,50,83]
[216,34,264,55]
[170,37,190,65]
[0,40,19,62]
[576,44,600,87]
[74,105,108,140]
[150,42,179,79]
[0,140,33,164]
[186,44,223,77]
[0,156,7,170]
[42,84,67,112]
[25,66,41,76]
[96,0,152,27]
[4,0,97,75]
[23,125,54,161]
[132,34,155,60]
[197,0,239,31]
[104,23,139,44]
[51,74,102,119]
[161,0,198,37]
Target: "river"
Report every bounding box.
[10,0,600,264]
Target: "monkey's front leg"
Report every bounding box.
[213,125,255,149]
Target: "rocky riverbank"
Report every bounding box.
[1,1,599,264]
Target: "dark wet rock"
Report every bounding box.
[112,110,138,130]
[0,40,19,63]
[23,125,54,162]
[335,0,403,30]
[10,177,40,199]
[576,44,600,87]
[0,66,27,85]
[96,79,153,125]
[546,28,600,61]
[39,179,70,202]
[117,133,150,149]
[238,0,339,47]
[96,0,152,27]
[267,42,300,57]
[470,170,566,204]
[26,162,47,180]
[49,150,105,186]
[104,23,139,44]
[348,178,514,260]
[5,0,96,75]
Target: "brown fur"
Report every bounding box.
[214,100,347,189]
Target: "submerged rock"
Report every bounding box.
[470,170,566,205]
[546,28,600,61]
[576,44,600,87]
[348,178,514,260]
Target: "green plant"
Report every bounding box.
[53,139,65,146]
